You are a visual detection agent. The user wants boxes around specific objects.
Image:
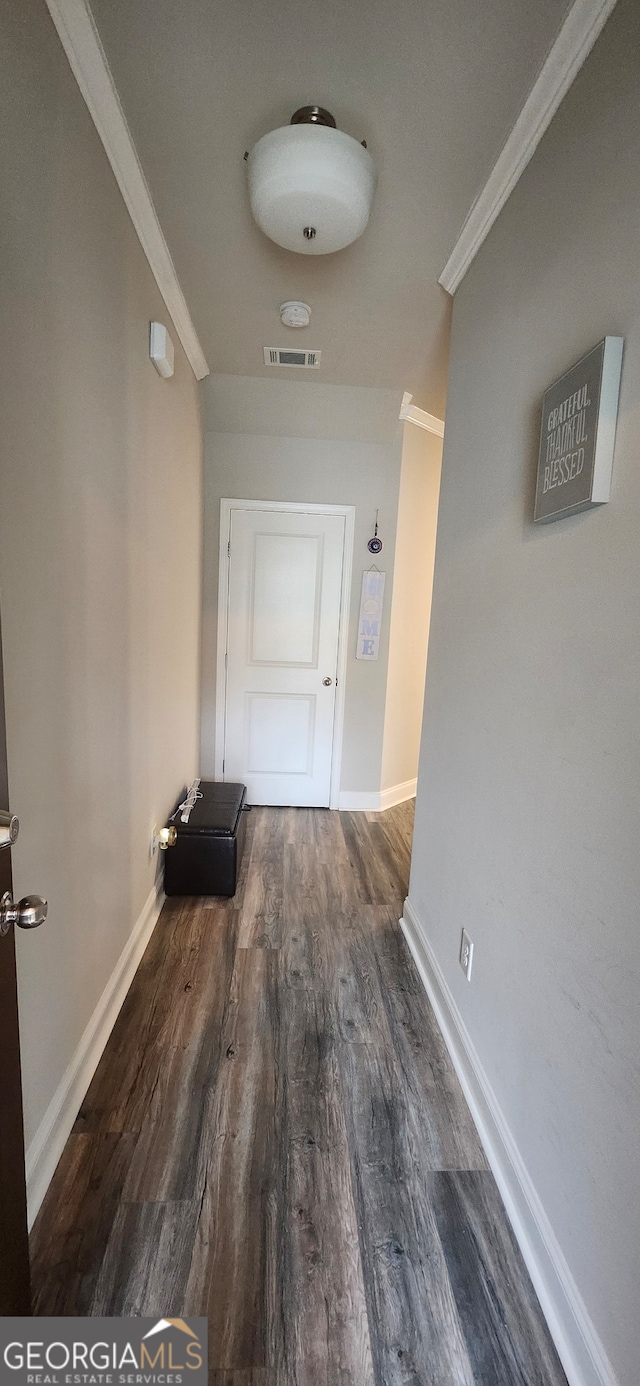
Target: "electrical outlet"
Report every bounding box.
[460,928,474,981]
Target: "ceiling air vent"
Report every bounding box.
[263,347,321,368]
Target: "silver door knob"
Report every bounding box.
[322,677,333,686]
[0,810,19,850]
[0,891,48,937]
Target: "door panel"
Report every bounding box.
[246,693,316,775]
[0,614,31,1313]
[224,508,346,806]
[250,532,323,665]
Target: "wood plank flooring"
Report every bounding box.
[30,802,567,1385]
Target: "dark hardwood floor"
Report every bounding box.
[30,802,566,1385]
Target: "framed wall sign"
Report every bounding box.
[356,569,385,660]
[534,336,623,523]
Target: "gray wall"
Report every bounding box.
[201,375,404,794]
[407,3,640,1382]
[0,0,202,1167]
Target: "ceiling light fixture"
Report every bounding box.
[247,106,376,256]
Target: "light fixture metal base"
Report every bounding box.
[290,106,336,128]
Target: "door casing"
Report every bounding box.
[215,499,355,809]
[0,613,31,1313]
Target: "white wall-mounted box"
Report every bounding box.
[149,321,175,378]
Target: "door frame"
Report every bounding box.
[215,498,355,810]
[0,611,31,1312]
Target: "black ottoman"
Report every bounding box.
[163,781,248,897]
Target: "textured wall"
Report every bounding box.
[382,423,442,792]
[0,0,202,1151]
[200,375,404,795]
[408,4,640,1382]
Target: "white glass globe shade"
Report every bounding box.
[247,124,376,255]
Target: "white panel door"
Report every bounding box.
[223,507,346,806]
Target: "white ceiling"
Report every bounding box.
[88,0,572,415]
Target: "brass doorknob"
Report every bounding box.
[0,891,48,937]
[322,677,333,686]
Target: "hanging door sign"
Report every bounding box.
[356,570,385,660]
[534,336,623,523]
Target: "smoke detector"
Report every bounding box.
[280,301,311,328]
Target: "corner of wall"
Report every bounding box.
[380,421,443,797]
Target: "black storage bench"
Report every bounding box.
[164,780,248,897]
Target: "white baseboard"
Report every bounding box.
[380,778,417,810]
[338,778,417,812]
[400,898,618,1386]
[25,880,165,1228]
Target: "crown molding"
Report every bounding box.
[439,0,619,295]
[44,0,210,381]
[400,393,445,437]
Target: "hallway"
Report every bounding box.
[31,803,565,1384]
